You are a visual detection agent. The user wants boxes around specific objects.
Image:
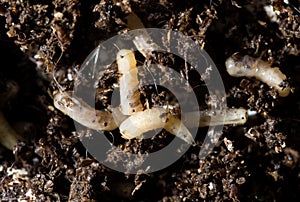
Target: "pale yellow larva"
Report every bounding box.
[125,12,162,57]
[119,107,195,145]
[164,114,196,145]
[225,54,290,97]
[0,111,23,150]
[0,80,23,150]
[132,32,162,58]
[182,108,248,128]
[116,49,143,115]
[53,91,122,131]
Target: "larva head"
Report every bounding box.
[53,91,73,114]
[234,108,248,125]
[225,55,245,77]
[116,49,137,74]
[277,82,291,97]
[225,108,248,125]
[119,119,141,139]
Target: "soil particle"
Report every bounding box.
[0,0,300,201]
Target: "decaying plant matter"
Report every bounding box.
[0,0,299,201]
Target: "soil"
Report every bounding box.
[0,0,300,201]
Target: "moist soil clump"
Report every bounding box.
[0,0,300,201]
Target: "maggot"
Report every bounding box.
[225,54,290,97]
[0,80,24,150]
[53,91,126,131]
[0,111,24,150]
[117,49,143,115]
[183,108,248,128]
[125,12,162,57]
[119,107,195,145]
[116,49,195,144]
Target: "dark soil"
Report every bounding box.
[1,0,300,201]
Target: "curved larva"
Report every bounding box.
[119,108,165,139]
[117,50,143,115]
[119,107,195,145]
[125,12,162,57]
[164,115,196,145]
[183,108,248,128]
[53,91,119,131]
[0,111,23,150]
[225,54,290,97]
[0,80,23,150]
[132,32,162,57]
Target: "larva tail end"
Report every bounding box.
[175,129,196,145]
[164,117,196,145]
[278,86,291,97]
[225,57,240,77]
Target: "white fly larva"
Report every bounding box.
[0,111,23,150]
[119,107,195,145]
[125,12,162,57]
[119,108,165,139]
[164,115,196,145]
[117,49,143,115]
[0,80,23,150]
[109,106,128,127]
[225,54,291,97]
[132,32,162,58]
[53,91,121,131]
[182,108,248,128]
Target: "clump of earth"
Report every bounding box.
[0,0,300,201]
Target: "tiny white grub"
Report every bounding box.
[0,80,23,150]
[226,54,290,97]
[119,107,195,145]
[53,91,118,131]
[0,111,23,150]
[117,49,143,115]
[183,108,248,128]
[125,12,162,57]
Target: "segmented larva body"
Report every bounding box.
[117,49,195,144]
[132,32,162,57]
[225,54,290,97]
[53,91,119,131]
[0,111,23,150]
[117,50,143,115]
[125,12,162,57]
[183,108,248,128]
[52,49,250,146]
[0,80,23,150]
[119,107,195,145]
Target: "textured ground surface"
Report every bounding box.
[0,0,300,201]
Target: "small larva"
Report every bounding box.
[0,80,23,150]
[164,114,196,145]
[0,111,23,150]
[132,32,162,58]
[183,108,248,128]
[225,54,290,97]
[119,107,195,145]
[53,91,121,131]
[117,49,143,115]
[125,12,162,57]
